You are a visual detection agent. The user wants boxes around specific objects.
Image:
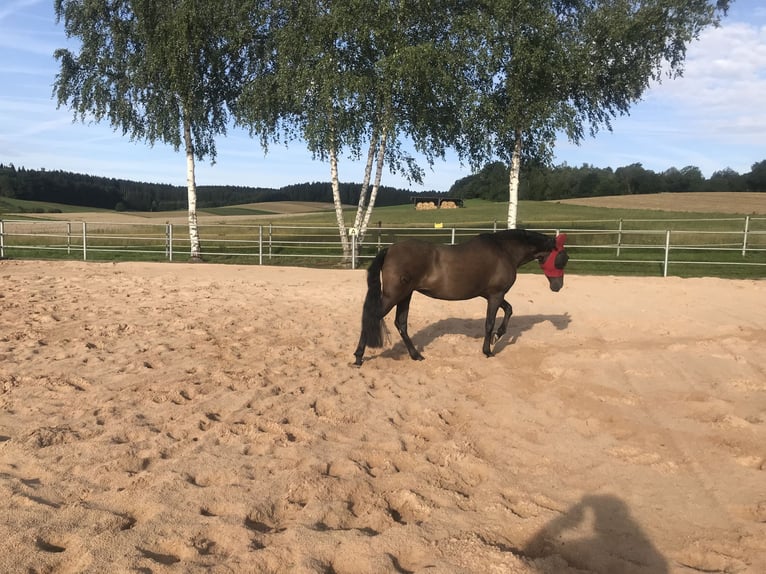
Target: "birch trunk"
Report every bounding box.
[329,145,350,258]
[507,130,522,229]
[183,113,202,260]
[359,126,388,243]
[353,131,377,233]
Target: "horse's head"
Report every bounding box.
[539,233,569,292]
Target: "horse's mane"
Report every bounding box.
[493,228,554,251]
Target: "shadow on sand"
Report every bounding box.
[381,312,571,360]
[522,494,669,573]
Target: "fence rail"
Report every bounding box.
[1,217,765,278]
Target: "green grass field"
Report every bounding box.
[200,206,282,217]
[250,198,763,229]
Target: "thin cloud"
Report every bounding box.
[0,0,44,22]
[652,22,766,110]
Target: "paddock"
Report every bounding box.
[1,260,764,573]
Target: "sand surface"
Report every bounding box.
[1,260,765,573]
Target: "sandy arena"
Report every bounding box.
[1,260,764,573]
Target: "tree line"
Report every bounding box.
[4,157,762,214]
[0,164,415,212]
[52,0,730,259]
[451,159,766,201]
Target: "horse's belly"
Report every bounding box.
[416,277,486,301]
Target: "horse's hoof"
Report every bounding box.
[411,354,425,361]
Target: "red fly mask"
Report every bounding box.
[539,233,569,290]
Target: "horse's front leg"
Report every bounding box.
[492,299,513,345]
[394,293,424,361]
[482,296,503,357]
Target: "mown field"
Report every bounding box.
[557,191,766,215]
[4,192,765,223]
[1,194,765,278]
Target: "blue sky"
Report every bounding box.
[1,0,765,192]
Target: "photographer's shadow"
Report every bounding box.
[523,494,669,573]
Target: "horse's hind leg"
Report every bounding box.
[394,293,424,361]
[353,332,367,367]
[493,299,513,344]
[482,296,504,357]
[354,296,395,366]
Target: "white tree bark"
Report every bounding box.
[329,145,350,258]
[507,130,522,229]
[353,131,377,233]
[359,126,388,243]
[183,114,202,260]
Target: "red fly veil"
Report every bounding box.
[540,233,568,278]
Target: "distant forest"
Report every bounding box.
[0,164,415,212]
[451,160,766,201]
[1,159,764,212]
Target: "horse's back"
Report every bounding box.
[383,239,439,278]
[382,237,515,300]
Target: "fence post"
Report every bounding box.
[66,222,72,255]
[268,223,273,260]
[451,227,456,245]
[616,218,623,257]
[0,220,4,259]
[350,229,357,270]
[259,225,263,265]
[742,215,750,257]
[82,222,88,261]
[663,230,671,277]
[166,223,173,261]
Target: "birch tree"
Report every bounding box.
[457,0,731,228]
[54,0,256,260]
[236,1,364,258]
[350,1,468,245]
[236,1,465,256]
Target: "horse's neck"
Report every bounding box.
[497,235,539,267]
[516,245,540,267]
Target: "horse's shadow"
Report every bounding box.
[382,312,571,360]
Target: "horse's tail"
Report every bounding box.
[361,248,388,348]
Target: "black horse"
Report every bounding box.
[353,229,569,366]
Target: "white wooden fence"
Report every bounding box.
[1,217,765,277]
